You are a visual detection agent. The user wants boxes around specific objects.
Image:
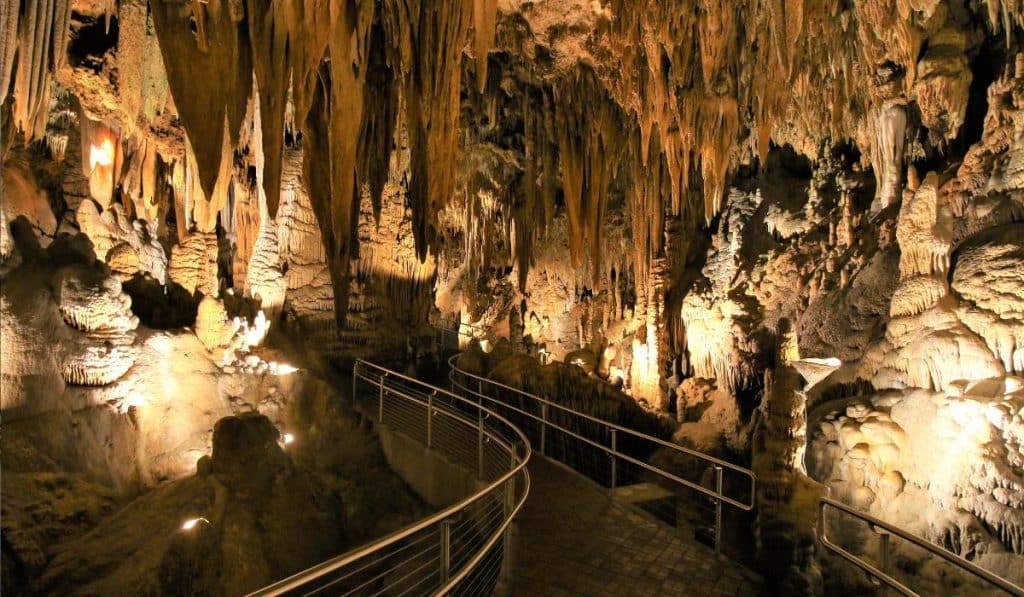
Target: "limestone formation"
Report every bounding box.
[4,2,1024,595]
[54,265,139,387]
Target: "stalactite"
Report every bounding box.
[473,0,498,93]
[384,0,474,261]
[358,20,398,224]
[554,66,625,284]
[117,0,171,136]
[151,0,251,202]
[0,0,19,104]
[244,0,292,219]
[696,93,739,223]
[52,0,71,73]
[122,137,160,226]
[8,0,72,140]
[303,66,351,329]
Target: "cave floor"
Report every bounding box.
[507,456,764,596]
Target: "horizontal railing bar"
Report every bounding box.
[819,498,1024,596]
[311,526,441,590]
[251,359,531,596]
[434,471,531,594]
[374,381,511,450]
[450,378,617,455]
[365,554,440,597]
[449,355,756,480]
[449,360,755,510]
[614,451,753,511]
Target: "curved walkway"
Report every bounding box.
[508,456,763,596]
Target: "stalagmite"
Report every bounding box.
[54,265,139,386]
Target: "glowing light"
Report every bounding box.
[282,433,295,445]
[269,361,299,376]
[88,138,115,172]
[240,310,270,348]
[181,517,209,531]
[479,340,492,353]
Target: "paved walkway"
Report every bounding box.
[508,456,763,596]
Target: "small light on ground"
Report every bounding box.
[282,433,295,445]
[182,517,209,531]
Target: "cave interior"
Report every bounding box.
[3,0,1024,595]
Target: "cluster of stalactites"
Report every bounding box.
[554,67,626,286]
[1,0,73,141]
[504,0,997,300]
[145,0,499,326]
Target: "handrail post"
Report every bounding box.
[351,362,358,408]
[478,408,485,479]
[440,518,453,583]
[540,403,548,456]
[873,524,891,592]
[610,429,617,492]
[501,454,515,582]
[379,372,387,423]
[427,391,435,449]
[714,465,723,553]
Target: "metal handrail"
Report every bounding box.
[819,497,1024,596]
[447,353,756,552]
[250,359,531,596]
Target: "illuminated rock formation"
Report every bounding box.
[4,1,1024,594]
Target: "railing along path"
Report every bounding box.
[251,359,531,596]
[447,353,755,553]
[819,495,1024,596]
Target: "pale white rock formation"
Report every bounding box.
[54,265,139,387]
[55,268,139,334]
[195,295,270,362]
[246,215,287,314]
[77,200,167,284]
[895,172,953,279]
[890,275,949,317]
[195,295,240,354]
[168,232,218,296]
[953,224,1024,374]
[765,202,813,240]
[682,293,747,390]
[809,382,1024,576]
[871,103,907,212]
